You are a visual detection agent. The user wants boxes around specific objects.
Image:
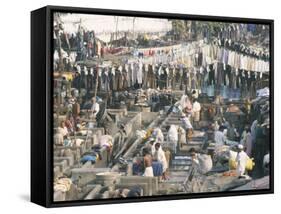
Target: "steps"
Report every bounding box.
[156,112,208,185]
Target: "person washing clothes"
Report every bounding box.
[214,125,226,148]
[142,147,154,177]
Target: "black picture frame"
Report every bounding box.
[31,5,274,208]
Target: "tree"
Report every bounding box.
[169,19,229,41]
[170,20,188,41]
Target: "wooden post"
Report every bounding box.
[94,65,99,99]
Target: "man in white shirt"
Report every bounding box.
[152,142,168,180]
[192,99,201,129]
[236,144,250,177]
[167,125,178,154]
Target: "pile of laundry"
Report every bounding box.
[54,177,73,192]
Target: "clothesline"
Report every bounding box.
[82,40,269,74]
[129,41,269,73]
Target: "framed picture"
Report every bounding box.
[31,5,274,207]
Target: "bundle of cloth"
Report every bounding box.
[54,177,72,192]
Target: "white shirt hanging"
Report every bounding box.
[111,67,115,76]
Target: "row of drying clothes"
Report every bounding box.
[72,64,147,91]
[134,42,269,73]
[214,38,269,61]
[71,63,171,91]
[70,61,267,97]
[71,63,188,92]
[200,44,269,72]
